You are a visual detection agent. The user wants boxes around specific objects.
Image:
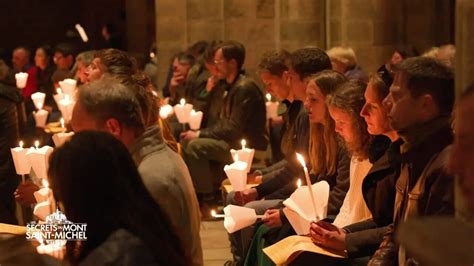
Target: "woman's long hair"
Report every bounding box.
[327,80,371,160]
[307,70,348,176]
[48,131,188,265]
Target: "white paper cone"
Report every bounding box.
[223,205,258,233]
[26,146,54,180]
[266,102,279,119]
[58,98,75,122]
[53,93,64,107]
[230,148,255,173]
[31,92,46,110]
[34,109,49,128]
[52,132,75,147]
[224,161,248,191]
[15,72,28,89]
[189,110,203,130]
[282,207,312,235]
[283,181,330,228]
[59,79,77,96]
[173,103,193,123]
[10,147,31,175]
[33,201,51,221]
[33,188,50,203]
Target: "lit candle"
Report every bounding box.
[173,98,193,124]
[159,104,174,119]
[52,132,74,148]
[189,110,203,130]
[27,142,54,180]
[33,179,51,203]
[211,210,227,218]
[230,139,255,173]
[224,159,248,191]
[59,78,77,97]
[34,109,49,128]
[15,72,28,89]
[10,140,31,182]
[296,153,318,220]
[222,204,266,233]
[31,92,46,110]
[58,94,75,123]
[60,118,65,129]
[53,88,64,107]
[265,94,279,119]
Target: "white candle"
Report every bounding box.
[33,200,52,221]
[58,95,75,122]
[59,78,77,96]
[34,109,49,128]
[52,132,74,147]
[26,142,54,180]
[10,141,31,182]
[189,110,203,130]
[15,72,28,89]
[173,98,193,123]
[33,179,51,203]
[224,159,248,191]
[230,139,255,173]
[265,94,279,119]
[296,153,318,220]
[297,178,302,188]
[31,92,46,110]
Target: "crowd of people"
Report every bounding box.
[0,38,472,266]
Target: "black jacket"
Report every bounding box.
[199,74,267,150]
[0,84,22,224]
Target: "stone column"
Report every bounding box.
[455,0,474,223]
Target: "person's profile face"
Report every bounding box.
[35,48,48,69]
[287,69,307,101]
[304,80,327,124]
[213,48,229,80]
[360,82,392,135]
[259,71,289,101]
[85,58,105,83]
[328,106,356,145]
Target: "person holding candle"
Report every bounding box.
[48,131,188,265]
[180,41,267,204]
[288,74,401,265]
[0,82,23,224]
[71,76,203,265]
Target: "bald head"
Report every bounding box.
[12,47,30,71]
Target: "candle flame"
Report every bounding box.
[34,140,40,149]
[60,118,65,129]
[56,88,62,95]
[241,139,246,149]
[297,178,302,188]
[266,93,272,102]
[42,179,49,189]
[180,98,186,105]
[296,153,306,168]
[211,210,217,217]
[19,140,24,148]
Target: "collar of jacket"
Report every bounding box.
[129,125,166,165]
[399,115,452,156]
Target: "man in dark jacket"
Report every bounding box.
[0,83,22,224]
[369,57,455,265]
[180,41,267,196]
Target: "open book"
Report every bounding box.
[263,235,347,265]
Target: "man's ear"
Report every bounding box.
[420,94,439,118]
[105,118,122,139]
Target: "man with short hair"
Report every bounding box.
[369,57,455,265]
[180,41,267,200]
[71,76,203,266]
[52,43,75,84]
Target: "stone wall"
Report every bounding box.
[154,0,455,90]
